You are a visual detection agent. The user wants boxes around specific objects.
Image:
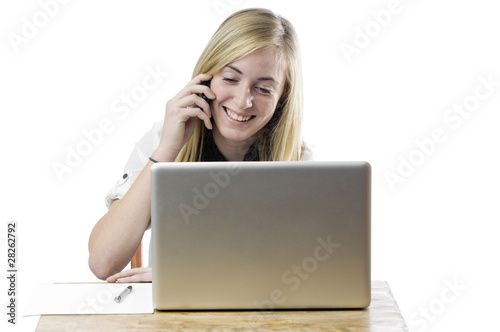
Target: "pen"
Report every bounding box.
[114,285,133,303]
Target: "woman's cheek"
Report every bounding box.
[210,78,226,98]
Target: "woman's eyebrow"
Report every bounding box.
[226,65,243,75]
[226,65,279,84]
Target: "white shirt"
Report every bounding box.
[105,122,163,210]
[105,121,314,209]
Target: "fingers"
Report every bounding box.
[106,268,152,283]
[170,74,215,130]
[184,74,216,104]
[160,73,215,151]
[191,73,213,85]
[181,105,213,130]
[114,273,152,283]
[182,94,212,118]
[106,267,152,283]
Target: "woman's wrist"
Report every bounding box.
[150,145,179,163]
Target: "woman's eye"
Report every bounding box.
[257,87,271,95]
[223,78,238,83]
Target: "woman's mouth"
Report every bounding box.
[224,107,254,122]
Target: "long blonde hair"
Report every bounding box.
[175,8,303,162]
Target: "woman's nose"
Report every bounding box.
[234,85,253,109]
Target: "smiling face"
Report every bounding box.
[210,48,286,154]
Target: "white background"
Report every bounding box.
[1,0,499,331]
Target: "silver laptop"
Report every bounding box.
[151,161,371,310]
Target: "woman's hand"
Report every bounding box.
[156,73,216,160]
[106,268,152,283]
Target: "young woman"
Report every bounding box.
[88,8,312,283]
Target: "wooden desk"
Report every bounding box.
[36,281,407,331]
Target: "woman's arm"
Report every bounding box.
[88,73,215,280]
[88,150,172,280]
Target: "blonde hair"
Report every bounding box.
[175,8,303,162]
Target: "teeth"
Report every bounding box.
[225,108,251,122]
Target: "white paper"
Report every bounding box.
[24,283,153,316]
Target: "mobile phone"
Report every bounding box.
[198,80,211,103]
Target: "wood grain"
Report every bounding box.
[36,281,408,331]
[131,243,142,269]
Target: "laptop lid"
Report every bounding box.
[151,161,371,310]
